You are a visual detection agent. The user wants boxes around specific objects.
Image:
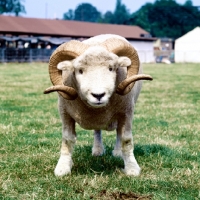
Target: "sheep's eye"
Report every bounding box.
[79,69,83,74]
[109,67,113,71]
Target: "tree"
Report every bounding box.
[0,0,25,16]
[100,11,114,23]
[184,0,193,6]
[129,3,153,32]
[101,0,130,24]
[130,0,200,39]
[62,0,200,39]
[74,3,101,22]
[63,9,74,20]
[63,3,101,22]
[113,0,130,24]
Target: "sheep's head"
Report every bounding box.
[58,46,132,107]
[44,38,153,104]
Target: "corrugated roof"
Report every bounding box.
[0,15,155,40]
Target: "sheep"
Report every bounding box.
[44,34,153,176]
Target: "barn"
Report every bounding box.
[0,15,156,63]
[175,27,200,63]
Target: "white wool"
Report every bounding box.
[83,34,128,45]
[73,46,118,68]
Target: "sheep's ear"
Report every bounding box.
[118,56,131,67]
[57,61,73,71]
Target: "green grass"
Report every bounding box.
[0,62,199,199]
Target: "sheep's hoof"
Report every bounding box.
[112,149,122,158]
[121,165,141,176]
[54,155,73,176]
[54,165,71,176]
[92,145,105,156]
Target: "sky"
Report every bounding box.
[21,0,200,19]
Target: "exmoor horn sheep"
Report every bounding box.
[44,34,153,176]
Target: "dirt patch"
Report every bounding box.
[90,190,153,200]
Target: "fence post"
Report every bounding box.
[0,49,2,62]
[2,48,5,63]
[29,49,32,63]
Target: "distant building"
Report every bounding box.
[154,38,174,63]
[0,15,156,63]
[175,27,200,63]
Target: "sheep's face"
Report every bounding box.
[58,46,131,108]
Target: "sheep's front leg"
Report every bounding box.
[118,118,141,176]
[92,130,105,156]
[54,109,76,176]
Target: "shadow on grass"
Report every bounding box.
[72,145,124,175]
[134,144,173,157]
[135,143,199,162]
[71,143,198,175]
[71,144,174,175]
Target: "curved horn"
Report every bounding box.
[44,40,89,100]
[102,38,152,95]
[116,74,153,95]
[44,85,78,99]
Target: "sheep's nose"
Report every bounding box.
[91,93,105,101]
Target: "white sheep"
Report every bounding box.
[44,34,153,176]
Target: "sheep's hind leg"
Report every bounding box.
[92,130,105,156]
[112,128,122,158]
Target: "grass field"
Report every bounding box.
[0,62,199,199]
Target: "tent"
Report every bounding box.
[175,27,200,63]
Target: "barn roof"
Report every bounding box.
[0,15,155,41]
